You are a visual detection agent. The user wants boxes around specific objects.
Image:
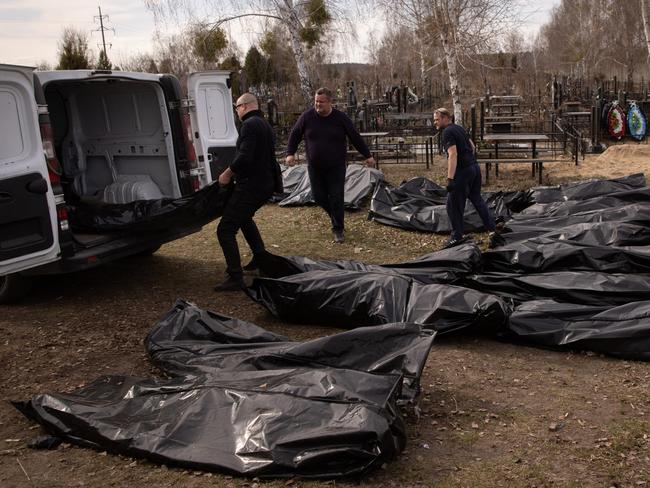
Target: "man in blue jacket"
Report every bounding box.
[215,93,281,291]
[286,87,375,244]
[434,107,497,248]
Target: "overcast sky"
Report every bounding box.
[0,0,561,68]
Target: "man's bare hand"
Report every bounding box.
[218,168,233,187]
[285,155,296,166]
[364,156,377,168]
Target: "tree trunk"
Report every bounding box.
[641,0,650,68]
[287,29,313,106]
[435,3,463,125]
[281,1,313,107]
[418,39,427,95]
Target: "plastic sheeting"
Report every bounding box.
[368,177,531,233]
[249,175,650,360]
[256,242,482,284]
[460,271,650,306]
[506,299,650,361]
[528,173,646,203]
[248,247,510,336]
[68,182,232,233]
[499,177,650,246]
[514,187,650,219]
[277,163,384,209]
[368,174,646,235]
[15,299,435,478]
[483,237,650,274]
[490,204,650,248]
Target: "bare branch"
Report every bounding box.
[208,12,284,29]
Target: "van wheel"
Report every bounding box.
[135,245,161,257]
[0,274,33,304]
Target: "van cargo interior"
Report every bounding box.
[44,79,180,206]
[42,78,182,247]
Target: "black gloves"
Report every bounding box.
[446,178,455,193]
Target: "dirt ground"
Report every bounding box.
[2,144,650,488]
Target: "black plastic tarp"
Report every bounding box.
[146,300,434,403]
[490,203,650,248]
[368,174,646,235]
[368,177,531,233]
[15,300,435,478]
[514,187,650,220]
[248,175,650,360]
[247,268,510,335]
[256,242,482,284]
[528,173,646,204]
[505,299,650,360]
[460,271,650,306]
[69,182,232,233]
[277,163,384,209]
[483,237,650,274]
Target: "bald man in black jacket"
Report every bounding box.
[215,93,280,291]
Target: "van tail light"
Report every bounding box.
[182,112,201,191]
[38,106,63,185]
[57,206,70,232]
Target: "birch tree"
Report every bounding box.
[145,0,337,106]
[431,0,517,124]
[382,0,515,124]
[642,0,650,66]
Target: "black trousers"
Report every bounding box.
[308,163,346,232]
[446,163,495,240]
[217,185,270,279]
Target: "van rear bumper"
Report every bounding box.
[22,225,203,276]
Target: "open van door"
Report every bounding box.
[186,71,238,187]
[0,65,60,280]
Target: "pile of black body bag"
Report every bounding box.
[15,173,650,480]
[15,301,434,478]
[368,175,533,233]
[251,173,650,359]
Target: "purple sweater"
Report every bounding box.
[286,108,371,166]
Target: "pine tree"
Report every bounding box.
[97,50,112,70]
[244,46,267,87]
[56,27,92,70]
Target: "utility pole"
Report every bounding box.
[93,6,115,68]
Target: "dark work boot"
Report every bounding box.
[243,250,272,272]
[242,256,260,271]
[213,275,246,292]
[333,230,345,244]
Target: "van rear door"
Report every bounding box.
[186,71,238,187]
[0,64,60,275]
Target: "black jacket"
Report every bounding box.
[286,108,371,167]
[230,109,282,193]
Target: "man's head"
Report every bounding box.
[234,93,258,120]
[433,107,452,130]
[314,87,333,117]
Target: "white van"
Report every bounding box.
[0,65,239,303]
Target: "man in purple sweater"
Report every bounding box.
[286,87,376,243]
